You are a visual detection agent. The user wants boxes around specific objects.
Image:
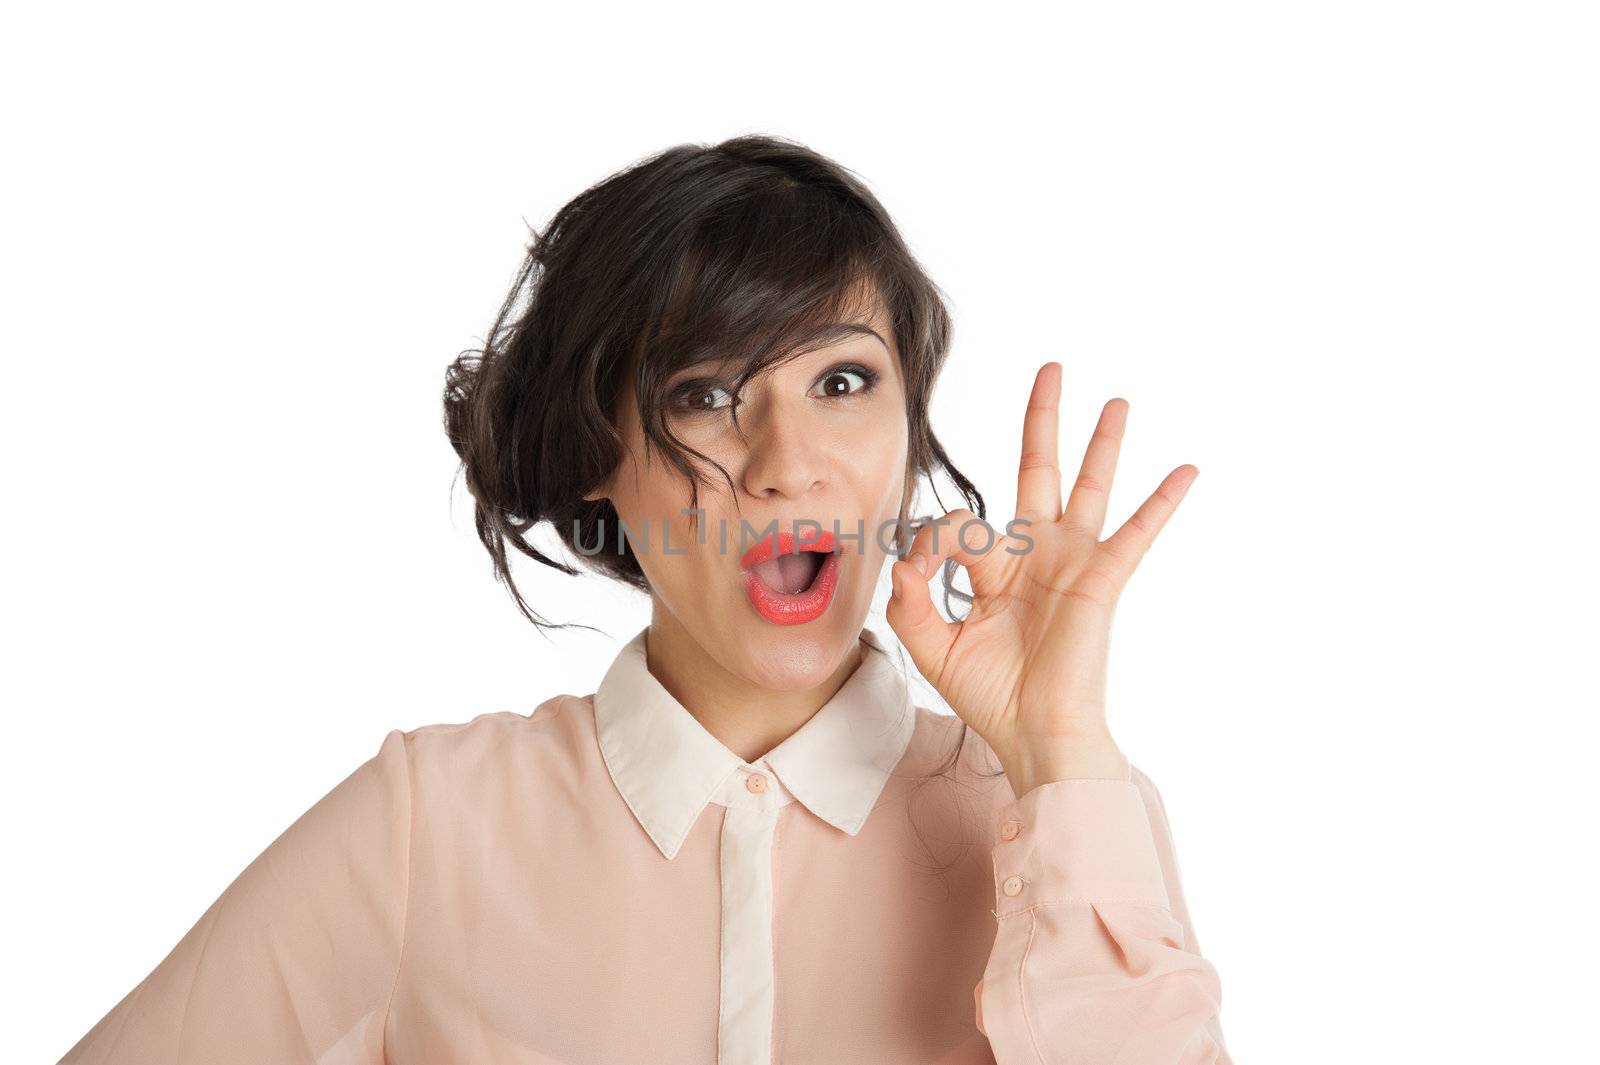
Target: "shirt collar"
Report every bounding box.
[592,625,917,860]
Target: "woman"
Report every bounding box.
[60,136,1230,1064]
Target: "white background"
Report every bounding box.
[6,3,1597,1061]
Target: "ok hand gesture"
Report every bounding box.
[885,362,1198,798]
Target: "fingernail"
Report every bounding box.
[911,552,929,576]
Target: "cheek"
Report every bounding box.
[608,461,718,589]
[843,420,910,523]
[607,441,688,522]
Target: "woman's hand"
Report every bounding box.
[885,362,1198,798]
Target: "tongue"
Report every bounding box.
[752,552,822,595]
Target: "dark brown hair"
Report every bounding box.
[443,133,986,625]
[443,135,1007,879]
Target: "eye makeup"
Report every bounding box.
[670,359,883,414]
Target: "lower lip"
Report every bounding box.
[742,551,841,625]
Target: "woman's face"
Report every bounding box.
[589,293,909,691]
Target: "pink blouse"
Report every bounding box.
[59,625,1231,1064]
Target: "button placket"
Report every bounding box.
[718,793,780,1065]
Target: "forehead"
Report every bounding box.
[803,279,896,357]
[844,279,893,335]
[674,282,896,375]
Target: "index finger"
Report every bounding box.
[905,507,1014,601]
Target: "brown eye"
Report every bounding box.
[811,365,877,399]
[674,381,737,412]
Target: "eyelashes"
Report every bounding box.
[669,379,737,414]
[813,363,881,401]
[670,362,881,414]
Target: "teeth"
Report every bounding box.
[751,552,825,595]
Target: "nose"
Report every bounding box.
[738,392,828,502]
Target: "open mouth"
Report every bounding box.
[739,530,841,625]
[749,548,831,595]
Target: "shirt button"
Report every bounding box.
[1002,875,1025,897]
[999,819,1021,841]
[745,772,767,793]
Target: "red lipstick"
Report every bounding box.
[740,529,840,625]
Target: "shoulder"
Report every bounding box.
[400,692,574,744]
[384,693,602,786]
[901,705,1004,775]
[895,704,1014,803]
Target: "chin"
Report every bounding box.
[742,623,851,687]
[732,617,859,691]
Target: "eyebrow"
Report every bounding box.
[672,324,888,378]
[831,323,889,351]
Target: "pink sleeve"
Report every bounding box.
[973,767,1231,1064]
[58,728,414,1065]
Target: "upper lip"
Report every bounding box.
[740,528,839,571]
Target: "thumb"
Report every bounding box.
[884,557,959,688]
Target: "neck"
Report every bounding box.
[643,606,865,764]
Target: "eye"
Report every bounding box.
[811,363,880,400]
[672,379,739,413]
